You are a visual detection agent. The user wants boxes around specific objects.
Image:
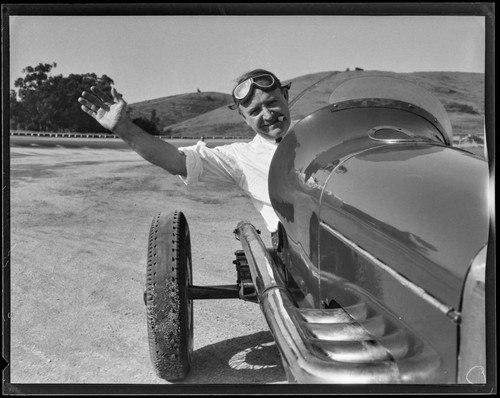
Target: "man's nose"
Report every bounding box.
[262,106,274,119]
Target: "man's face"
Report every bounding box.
[238,87,291,141]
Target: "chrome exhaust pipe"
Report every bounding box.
[234,221,441,384]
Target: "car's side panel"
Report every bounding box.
[319,144,489,308]
[270,105,453,304]
[317,222,458,381]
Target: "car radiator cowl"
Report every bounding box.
[235,221,442,384]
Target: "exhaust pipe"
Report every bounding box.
[234,221,442,384]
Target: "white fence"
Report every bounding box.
[10,131,247,140]
[10,131,119,139]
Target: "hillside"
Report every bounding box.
[128,91,233,131]
[130,70,484,139]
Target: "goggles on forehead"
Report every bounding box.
[233,74,278,100]
[228,74,281,110]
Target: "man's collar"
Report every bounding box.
[253,133,278,146]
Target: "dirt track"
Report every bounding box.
[8,139,287,386]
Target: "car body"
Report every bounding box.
[234,75,490,383]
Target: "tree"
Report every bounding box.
[10,89,24,129]
[11,62,115,133]
[149,109,161,133]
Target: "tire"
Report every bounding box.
[145,211,193,381]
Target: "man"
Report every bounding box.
[78,69,293,243]
[196,136,206,147]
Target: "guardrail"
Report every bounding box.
[10,131,120,139]
[9,131,249,140]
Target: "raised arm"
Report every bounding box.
[78,86,187,176]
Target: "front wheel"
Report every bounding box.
[145,211,193,381]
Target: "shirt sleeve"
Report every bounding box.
[178,144,243,186]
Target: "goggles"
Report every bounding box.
[233,74,278,100]
[229,74,280,110]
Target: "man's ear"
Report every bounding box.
[283,88,289,101]
[239,109,250,125]
[281,84,290,101]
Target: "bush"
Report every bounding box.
[132,117,160,135]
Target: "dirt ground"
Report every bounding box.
[7,138,288,389]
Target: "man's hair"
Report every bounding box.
[229,68,289,111]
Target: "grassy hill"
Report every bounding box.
[127,91,233,131]
[129,70,484,139]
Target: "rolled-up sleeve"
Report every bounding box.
[178,146,204,185]
[178,144,243,186]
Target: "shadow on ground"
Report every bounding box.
[174,331,287,384]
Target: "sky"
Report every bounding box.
[9,13,486,104]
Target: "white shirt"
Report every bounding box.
[178,134,280,232]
